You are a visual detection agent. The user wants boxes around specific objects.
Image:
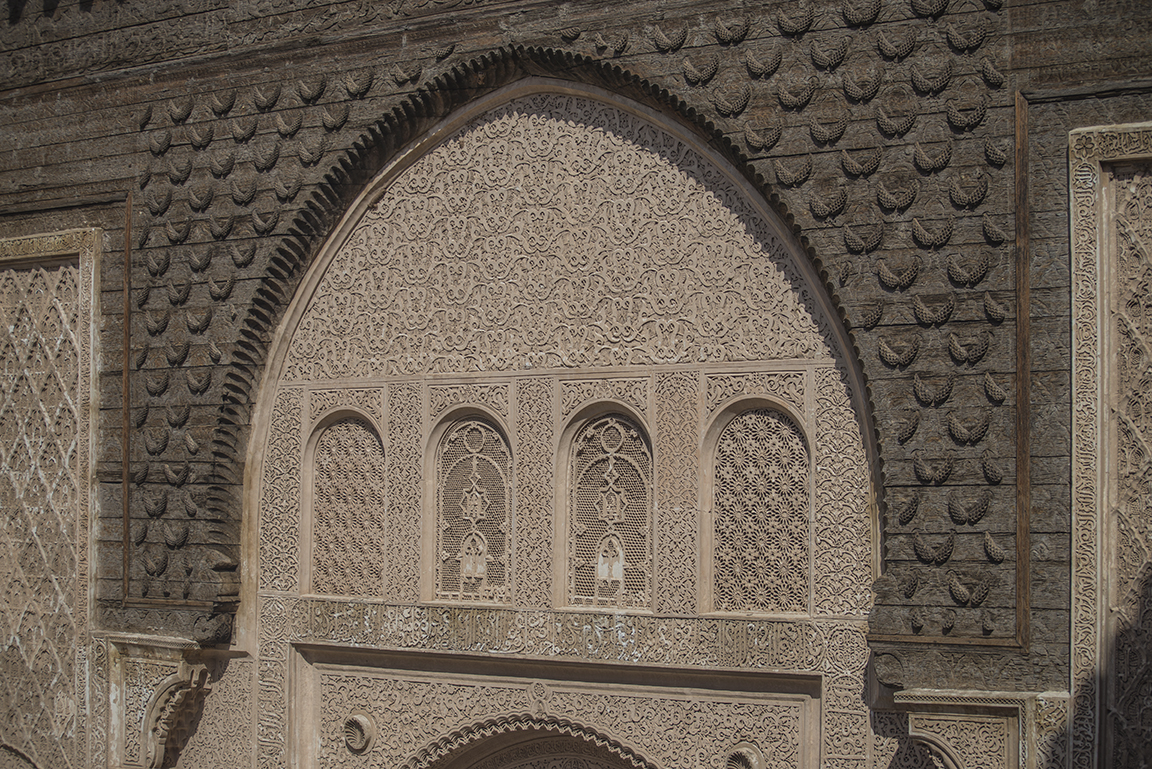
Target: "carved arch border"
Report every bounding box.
[243,75,880,630]
[1068,121,1152,769]
[408,714,659,769]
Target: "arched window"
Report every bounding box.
[435,418,512,603]
[311,416,387,596]
[568,414,653,609]
[712,408,809,614]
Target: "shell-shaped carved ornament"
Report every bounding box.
[143,547,169,577]
[857,302,883,329]
[878,29,916,60]
[879,334,921,367]
[971,575,994,607]
[209,213,236,241]
[844,222,883,253]
[842,147,882,177]
[148,130,172,157]
[946,96,989,131]
[778,4,814,36]
[911,0,949,20]
[323,103,350,132]
[984,291,1008,322]
[914,530,955,564]
[778,76,819,109]
[983,531,1005,563]
[277,111,303,138]
[712,83,751,117]
[165,340,189,367]
[842,0,881,26]
[594,30,630,55]
[253,84,281,112]
[189,124,214,151]
[948,489,992,525]
[983,372,1007,403]
[297,76,327,103]
[949,172,989,208]
[914,373,955,406]
[877,107,916,136]
[145,250,169,278]
[187,369,212,395]
[145,310,170,337]
[980,58,1006,87]
[189,246,213,273]
[811,36,849,70]
[982,213,1008,244]
[254,141,281,172]
[877,179,919,210]
[984,139,1009,167]
[809,109,848,144]
[165,220,191,245]
[947,20,988,53]
[775,155,813,187]
[652,23,688,53]
[911,58,953,94]
[231,116,258,144]
[948,573,970,604]
[211,89,236,116]
[746,46,782,78]
[167,96,194,125]
[948,249,994,286]
[903,573,921,599]
[948,331,991,365]
[344,69,374,99]
[912,216,954,249]
[947,410,990,445]
[164,461,191,487]
[844,66,882,102]
[913,451,954,485]
[231,243,256,268]
[210,150,236,178]
[683,54,719,85]
[895,492,920,524]
[165,521,190,549]
[810,186,848,218]
[559,27,581,42]
[168,157,193,185]
[912,293,954,325]
[714,17,749,44]
[144,428,169,456]
[167,404,191,429]
[981,450,1004,484]
[189,185,215,213]
[877,257,919,290]
[208,274,236,302]
[914,138,953,172]
[896,411,920,445]
[744,121,782,151]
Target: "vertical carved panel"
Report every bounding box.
[385,382,421,604]
[1107,162,1152,767]
[712,408,809,614]
[654,372,698,615]
[515,378,554,609]
[0,230,97,769]
[259,387,302,593]
[568,415,653,609]
[311,417,387,596]
[814,367,871,617]
[256,596,287,769]
[435,419,512,603]
[174,659,254,769]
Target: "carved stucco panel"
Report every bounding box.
[1069,122,1152,769]
[515,378,555,609]
[259,387,302,593]
[281,93,835,383]
[0,229,98,769]
[173,659,255,769]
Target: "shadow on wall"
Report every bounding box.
[1106,560,1152,768]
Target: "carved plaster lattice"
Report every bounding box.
[281,94,834,382]
[315,670,805,769]
[561,379,648,418]
[568,415,653,609]
[385,383,422,603]
[712,408,809,614]
[514,378,555,609]
[429,383,509,420]
[1069,123,1152,769]
[654,372,699,615]
[435,419,512,603]
[309,388,383,428]
[311,418,387,596]
[0,229,97,769]
[813,366,872,617]
[705,372,805,416]
[259,388,302,593]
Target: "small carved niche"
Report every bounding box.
[568,414,653,609]
[436,418,513,603]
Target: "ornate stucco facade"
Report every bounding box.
[0,1,1150,767]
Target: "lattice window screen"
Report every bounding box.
[311,417,387,595]
[713,408,810,613]
[436,419,512,603]
[569,415,653,609]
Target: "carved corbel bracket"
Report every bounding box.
[143,660,211,769]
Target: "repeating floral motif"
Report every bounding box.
[515,378,556,609]
[712,408,808,614]
[654,373,699,615]
[259,387,302,593]
[560,379,648,418]
[909,715,1009,769]
[705,372,805,417]
[311,418,387,596]
[316,671,803,769]
[813,367,871,617]
[281,94,833,382]
[385,383,422,603]
[1069,126,1152,769]
[122,660,178,766]
[309,388,383,428]
[0,231,96,769]
[429,383,510,420]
